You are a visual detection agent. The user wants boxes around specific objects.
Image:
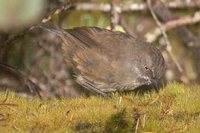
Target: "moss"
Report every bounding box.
[0,83,200,132]
[104,109,131,133]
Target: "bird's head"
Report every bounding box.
[116,41,165,91]
[131,43,165,90]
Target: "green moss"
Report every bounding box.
[0,83,200,132]
[104,109,131,133]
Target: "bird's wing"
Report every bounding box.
[65,27,106,48]
[72,47,118,92]
[62,27,135,61]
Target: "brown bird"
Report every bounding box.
[41,26,165,96]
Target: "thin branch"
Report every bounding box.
[110,0,121,30]
[147,0,183,73]
[145,10,200,42]
[72,1,200,12]
[41,1,74,24]
[152,1,200,83]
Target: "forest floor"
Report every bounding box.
[0,83,200,133]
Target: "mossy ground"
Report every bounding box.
[0,83,200,132]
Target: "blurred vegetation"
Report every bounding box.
[0,0,200,97]
[0,0,46,32]
[0,83,200,132]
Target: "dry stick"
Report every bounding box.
[152,1,200,83]
[147,0,183,73]
[146,10,200,42]
[135,118,139,133]
[110,0,121,30]
[41,1,74,24]
[27,76,53,99]
[73,1,200,12]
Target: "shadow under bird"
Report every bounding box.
[41,26,165,97]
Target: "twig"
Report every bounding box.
[141,114,146,128]
[147,0,183,73]
[135,118,139,133]
[27,76,48,99]
[110,0,121,30]
[152,1,200,83]
[41,1,74,24]
[72,1,200,12]
[145,10,200,42]
[1,91,9,103]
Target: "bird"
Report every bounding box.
[40,26,165,97]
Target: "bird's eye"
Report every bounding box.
[144,65,149,70]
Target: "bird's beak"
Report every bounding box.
[149,78,160,91]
